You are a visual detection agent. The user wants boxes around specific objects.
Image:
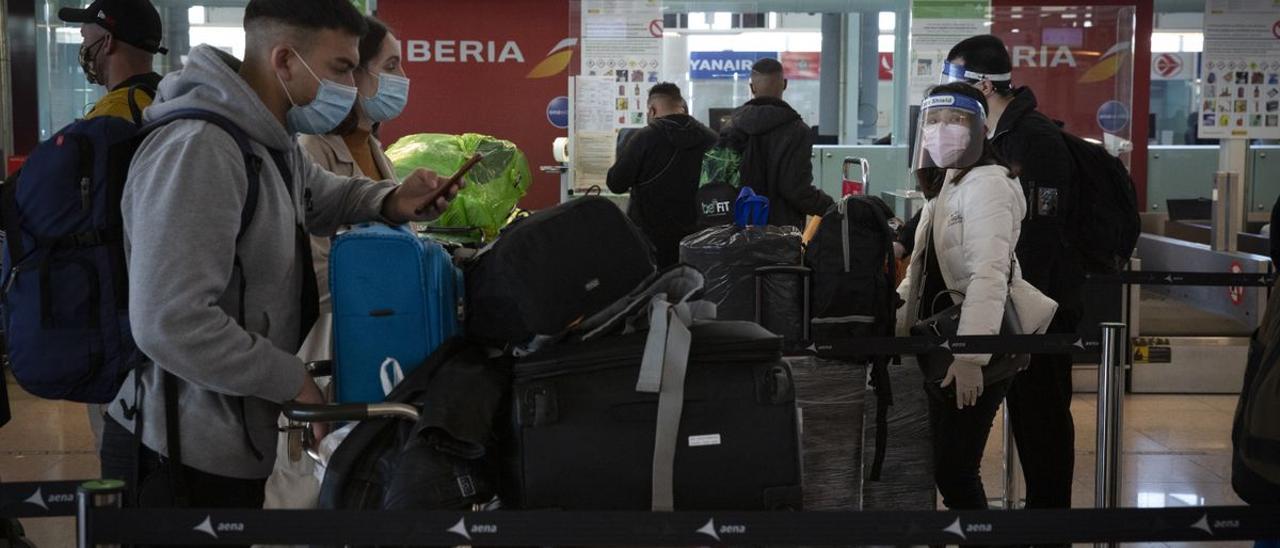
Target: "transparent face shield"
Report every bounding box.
[911,93,988,171]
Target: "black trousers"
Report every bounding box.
[101,417,266,546]
[926,377,1013,510]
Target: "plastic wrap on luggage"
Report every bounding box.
[679,224,803,341]
[787,357,866,512]
[699,146,742,187]
[861,359,936,511]
[385,133,532,243]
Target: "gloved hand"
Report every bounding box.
[940,359,984,409]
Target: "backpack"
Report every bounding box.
[0,109,265,403]
[805,194,899,480]
[734,186,769,227]
[1232,277,1280,502]
[1060,132,1141,274]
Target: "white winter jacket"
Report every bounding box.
[896,165,1058,364]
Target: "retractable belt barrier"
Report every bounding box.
[1,481,83,517]
[1087,271,1275,287]
[78,505,1280,546]
[815,333,1098,360]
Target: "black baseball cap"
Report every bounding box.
[59,0,168,55]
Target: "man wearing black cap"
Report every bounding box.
[59,0,168,122]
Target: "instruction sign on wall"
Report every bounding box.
[1198,0,1280,139]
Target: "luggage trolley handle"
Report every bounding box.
[842,157,870,196]
[281,401,421,423]
[753,265,812,343]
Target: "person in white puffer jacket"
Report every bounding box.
[896,82,1057,511]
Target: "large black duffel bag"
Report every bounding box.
[506,318,803,511]
[465,197,655,352]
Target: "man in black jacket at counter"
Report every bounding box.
[608,83,717,267]
[946,35,1082,523]
[721,58,834,229]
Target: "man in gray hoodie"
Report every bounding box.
[100,0,460,509]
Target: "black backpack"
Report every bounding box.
[1232,278,1280,503]
[1060,132,1141,274]
[805,194,898,480]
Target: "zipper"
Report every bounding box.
[840,197,851,272]
[80,176,92,211]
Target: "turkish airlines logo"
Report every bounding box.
[1155,53,1183,78]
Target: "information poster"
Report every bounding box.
[1198,0,1280,139]
[573,77,619,188]
[581,0,662,129]
[907,0,990,105]
[574,0,662,190]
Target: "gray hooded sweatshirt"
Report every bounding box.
[108,45,397,479]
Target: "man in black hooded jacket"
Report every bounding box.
[947,35,1082,522]
[608,82,717,267]
[721,58,834,229]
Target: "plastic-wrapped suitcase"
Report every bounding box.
[330,224,462,403]
[679,224,805,345]
[507,320,803,511]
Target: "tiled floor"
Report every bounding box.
[0,376,1254,547]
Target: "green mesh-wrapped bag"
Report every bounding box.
[699,146,743,188]
[386,133,532,243]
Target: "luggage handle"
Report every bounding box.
[281,401,420,424]
[753,265,812,344]
[842,157,870,185]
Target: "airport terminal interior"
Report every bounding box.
[2,0,1280,546]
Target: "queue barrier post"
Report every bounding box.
[1096,322,1128,548]
[77,480,125,548]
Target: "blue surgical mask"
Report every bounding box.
[276,49,358,135]
[360,72,410,123]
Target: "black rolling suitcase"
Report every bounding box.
[507,319,803,511]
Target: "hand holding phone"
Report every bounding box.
[412,153,482,216]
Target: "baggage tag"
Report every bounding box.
[842,157,870,197]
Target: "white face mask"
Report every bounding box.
[922,123,972,168]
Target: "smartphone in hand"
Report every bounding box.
[415,153,483,215]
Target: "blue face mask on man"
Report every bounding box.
[276,48,358,135]
[360,72,410,123]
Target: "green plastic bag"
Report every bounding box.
[699,146,742,188]
[386,133,532,243]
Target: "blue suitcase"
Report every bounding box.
[330,224,462,403]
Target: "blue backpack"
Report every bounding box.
[734,186,770,227]
[329,224,463,403]
[0,109,264,403]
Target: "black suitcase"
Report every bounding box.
[465,197,655,351]
[507,320,803,510]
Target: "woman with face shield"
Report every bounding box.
[300,15,410,319]
[897,83,1056,511]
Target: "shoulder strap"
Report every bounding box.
[124,85,155,126]
[134,109,269,500]
[140,109,262,242]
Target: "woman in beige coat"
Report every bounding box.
[301,16,408,318]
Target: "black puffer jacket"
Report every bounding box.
[607,114,717,267]
[722,97,834,229]
[990,87,1083,321]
